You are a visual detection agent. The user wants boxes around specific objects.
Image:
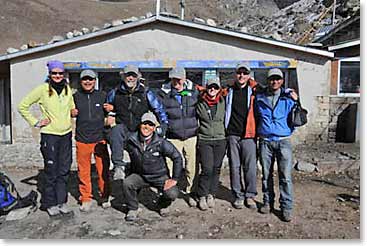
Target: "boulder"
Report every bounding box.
[81,27,90,34]
[7,47,19,54]
[72,30,83,37]
[294,160,318,172]
[193,17,206,24]
[206,18,217,27]
[20,44,28,50]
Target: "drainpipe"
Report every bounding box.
[180,0,185,20]
[156,0,161,17]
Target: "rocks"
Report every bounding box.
[145,12,154,18]
[66,32,74,39]
[112,19,124,26]
[206,18,217,27]
[6,47,19,54]
[193,17,206,24]
[48,35,64,44]
[107,229,121,236]
[20,44,28,50]
[294,160,318,173]
[72,30,83,37]
[123,16,139,23]
[81,27,90,34]
[103,22,112,29]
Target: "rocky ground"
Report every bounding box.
[0,142,360,239]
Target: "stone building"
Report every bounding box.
[0,14,334,147]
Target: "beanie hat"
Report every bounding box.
[47,60,64,72]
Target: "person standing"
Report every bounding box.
[255,68,298,222]
[72,69,111,212]
[123,112,183,221]
[225,63,258,210]
[157,67,200,207]
[196,78,227,211]
[18,60,75,218]
[105,65,168,181]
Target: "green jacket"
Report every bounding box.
[196,97,226,142]
[18,83,75,135]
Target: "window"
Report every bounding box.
[338,58,360,95]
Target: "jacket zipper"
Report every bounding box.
[87,94,92,120]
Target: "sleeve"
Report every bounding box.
[69,87,76,110]
[106,89,116,116]
[147,90,168,124]
[161,139,183,180]
[17,85,43,127]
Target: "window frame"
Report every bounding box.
[337,57,360,97]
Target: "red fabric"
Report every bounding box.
[76,140,110,202]
[202,91,221,107]
[244,78,258,138]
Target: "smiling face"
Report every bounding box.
[49,68,64,83]
[80,76,96,92]
[140,121,156,137]
[171,78,185,92]
[268,75,284,92]
[235,68,250,86]
[124,72,138,89]
[207,84,220,98]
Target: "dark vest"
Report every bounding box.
[114,86,150,132]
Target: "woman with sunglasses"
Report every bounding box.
[18,60,75,218]
[196,78,227,210]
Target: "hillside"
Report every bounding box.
[0,0,360,55]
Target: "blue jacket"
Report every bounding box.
[255,88,296,140]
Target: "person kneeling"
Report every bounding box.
[123,112,183,221]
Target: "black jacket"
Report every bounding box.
[157,80,199,140]
[126,132,183,182]
[73,89,107,143]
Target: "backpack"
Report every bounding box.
[0,172,20,215]
[0,172,38,216]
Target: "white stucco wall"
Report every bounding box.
[10,22,331,143]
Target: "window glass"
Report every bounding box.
[98,72,121,93]
[339,61,360,94]
[141,71,169,89]
[218,69,235,87]
[186,69,203,85]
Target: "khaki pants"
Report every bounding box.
[166,136,198,194]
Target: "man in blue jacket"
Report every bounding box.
[105,65,168,180]
[255,68,298,222]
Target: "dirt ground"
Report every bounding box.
[0,143,360,239]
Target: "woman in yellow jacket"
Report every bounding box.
[18,60,75,218]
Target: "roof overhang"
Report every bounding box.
[0,15,334,62]
[328,39,360,51]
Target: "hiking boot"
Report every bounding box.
[281,210,292,222]
[46,206,61,218]
[125,209,139,221]
[245,198,257,209]
[233,198,244,209]
[79,201,92,212]
[207,194,215,208]
[198,197,208,211]
[99,196,111,209]
[259,204,271,214]
[58,203,74,217]
[113,166,126,180]
[159,207,170,217]
[187,196,197,207]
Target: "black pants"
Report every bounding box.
[40,132,72,209]
[123,173,179,211]
[197,139,227,197]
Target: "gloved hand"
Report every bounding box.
[113,166,126,181]
[157,123,168,138]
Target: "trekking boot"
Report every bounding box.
[125,209,139,221]
[113,166,126,181]
[187,195,197,207]
[79,201,92,212]
[245,198,257,209]
[198,197,208,211]
[259,204,271,214]
[233,198,244,209]
[58,203,74,217]
[207,194,215,208]
[281,210,292,222]
[99,196,111,209]
[46,205,61,218]
[159,207,170,217]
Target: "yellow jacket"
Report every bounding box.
[18,83,75,135]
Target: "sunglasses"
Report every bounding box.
[125,72,138,78]
[142,121,155,127]
[81,76,96,81]
[51,71,64,75]
[208,85,220,90]
[268,76,283,81]
[236,71,250,75]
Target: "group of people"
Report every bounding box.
[18,59,299,223]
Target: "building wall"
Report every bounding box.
[10,22,331,144]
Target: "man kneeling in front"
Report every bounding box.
[123,112,183,221]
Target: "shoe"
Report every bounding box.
[187,196,197,207]
[79,201,92,212]
[46,206,61,218]
[282,210,292,222]
[245,198,257,209]
[233,198,244,209]
[159,207,170,217]
[207,194,215,208]
[198,197,208,211]
[113,166,126,180]
[125,210,138,221]
[259,204,271,214]
[58,203,74,217]
[99,196,111,209]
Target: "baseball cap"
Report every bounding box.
[169,67,186,80]
[236,62,251,72]
[123,64,139,75]
[80,69,97,79]
[267,68,283,79]
[141,112,159,126]
[207,78,220,87]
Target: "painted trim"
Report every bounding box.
[328,40,360,51]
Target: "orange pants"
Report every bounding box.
[76,141,110,202]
